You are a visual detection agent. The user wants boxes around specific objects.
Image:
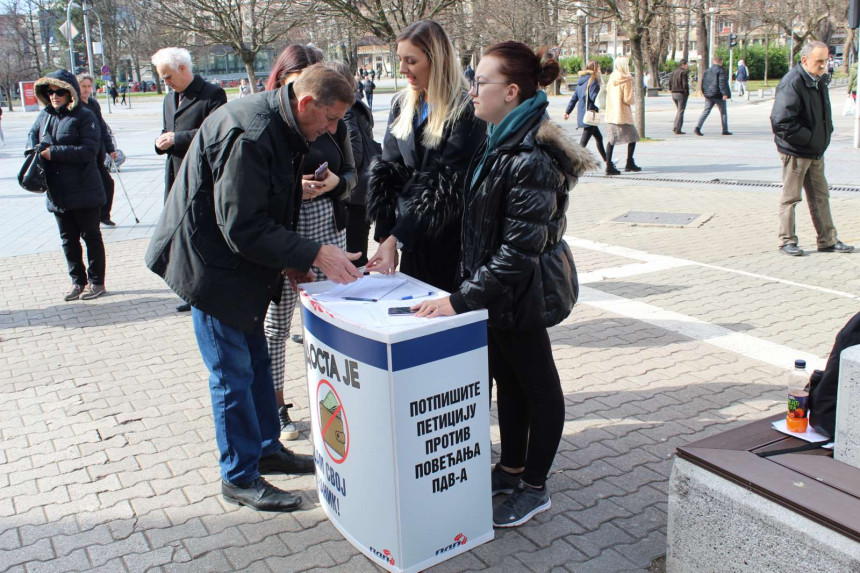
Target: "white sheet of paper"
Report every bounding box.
[771,419,834,448]
[314,276,407,302]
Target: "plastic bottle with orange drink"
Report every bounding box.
[786,359,809,433]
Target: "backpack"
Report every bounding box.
[808,312,860,438]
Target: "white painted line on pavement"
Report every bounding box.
[567,236,860,300]
[579,285,826,371]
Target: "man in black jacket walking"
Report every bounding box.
[770,41,853,256]
[669,60,690,134]
[152,47,227,311]
[694,57,732,136]
[145,65,362,512]
[77,74,118,226]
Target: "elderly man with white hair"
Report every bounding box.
[152,47,227,311]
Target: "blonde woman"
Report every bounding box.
[366,19,486,292]
[604,56,641,174]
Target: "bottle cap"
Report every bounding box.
[794,359,806,369]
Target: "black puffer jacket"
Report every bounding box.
[27,69,104,214]
[770,66,833,159]
[82,96,116,159]
[449,109,596,330]
[343,98,381,206]
[700,64,730,98]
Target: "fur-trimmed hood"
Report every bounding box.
[34,69,81,111]
[526,118,598,178]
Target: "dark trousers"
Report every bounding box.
[365,92,373,110]
[606,142,636,166]
[345,203,370,267]
[97,154,115,221]
[579,126,607,162]
[696,96,728,133]
[672,93,688,132]
[54,207,106,286]
[489,327,564,487]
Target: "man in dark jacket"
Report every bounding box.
[770,41,853,256]
[145,65,362,512]
[694,57,732,136]
[362,76,375,110]
[669,60,689,134]
[152,47,227,203]
[152,47,227,311]
[77,73,119,226]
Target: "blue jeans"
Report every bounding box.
[192,308,282,484]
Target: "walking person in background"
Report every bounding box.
[669,59,690,134]
[563,60,607,166]
[770,41,853,257]
[412,41,591,527]
[28,70,107,301]
[694,56,732,136]
[365,19,486,292]
[263,47,358,443]
[736,59,749,97]
[603,56,641,175]
[119,84,126,106]
[362,74,376,110]
[238,78,251,98]
[152,46,227,312]
[77,74,119,227]
[109,83,118,105]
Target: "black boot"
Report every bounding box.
[605,162,621,175]
[625,161,642,172]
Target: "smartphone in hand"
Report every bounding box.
[314,162,329,181]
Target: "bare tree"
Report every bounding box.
[0,0,38,110]
[154,0,303,91]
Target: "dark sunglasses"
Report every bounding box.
[46,89,70,96]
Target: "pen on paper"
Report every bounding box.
[400,292,435,300]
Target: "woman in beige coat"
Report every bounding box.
[604,56,641,175]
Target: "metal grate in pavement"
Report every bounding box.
[612,211,702,226]
[581,174,860,193]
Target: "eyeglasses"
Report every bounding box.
[46,89,70,97]
[469,79,510,95]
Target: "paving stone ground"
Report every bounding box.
[1,87,858,572]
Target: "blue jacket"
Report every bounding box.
[565,72,600,128]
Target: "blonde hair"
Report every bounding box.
[611,56,630,78]
[389,20,470,149]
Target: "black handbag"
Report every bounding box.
[19,117,52,193]
[18,149,48,193]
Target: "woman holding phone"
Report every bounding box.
[263,46,357,442]
[365,19,485,292]
[412,42,592,527]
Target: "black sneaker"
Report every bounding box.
[694,128,703,136]
[279,403,299,441]
[100,218,117,227]
[493,482,551,528]
[491,464,522,496]
[258,446,315,475]
[222,477,301,512]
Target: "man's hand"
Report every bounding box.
[312,245,363,284]
[109,151,118,161]
[40,147,51,161]
[563,113,570,121]
[723,95,729,101]
[155,132,175,151]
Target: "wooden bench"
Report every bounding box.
[667,414,860,571]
